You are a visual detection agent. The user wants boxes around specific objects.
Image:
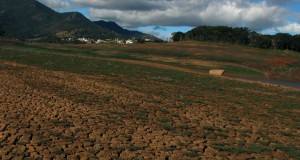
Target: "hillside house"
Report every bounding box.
[126,39,134,44]
[78,37,89,43]
[115,39,125,44]
[96,39,106,44]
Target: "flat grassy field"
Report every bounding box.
[0,38,299,159]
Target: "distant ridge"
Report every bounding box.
[94,20,132,35]
[93,20,161,41]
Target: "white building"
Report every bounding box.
[115,39,125,44]
[126,39,134,44]
[96,39,106,44]
[78,38,89,43]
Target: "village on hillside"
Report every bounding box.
[62,37,154,44]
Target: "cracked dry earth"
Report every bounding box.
[0,61,299,159]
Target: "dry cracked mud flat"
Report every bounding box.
[0,60,299,160]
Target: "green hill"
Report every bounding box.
[172,26,300,52]
[0,0,160,42]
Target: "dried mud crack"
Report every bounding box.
[0,60,299,159]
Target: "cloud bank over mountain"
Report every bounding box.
[38,0,300,34]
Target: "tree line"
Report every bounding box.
[0,28,4,36]
[172,26,300,52]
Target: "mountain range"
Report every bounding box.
[0,0,160,42]
[93,20,153,40]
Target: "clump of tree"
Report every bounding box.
[0,29,4,36]
[249,32,272,49]
[172,26,300,53]
[172,32,185,42]
[184,26,250,45]
[292,35,300,52]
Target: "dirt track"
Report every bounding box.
[101,58,203,75]
[62,53,300,91]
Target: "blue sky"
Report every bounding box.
[39,0,300,40]
[127,26,193,41]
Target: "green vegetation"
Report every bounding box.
[222,65,264,77]
[50,119,73,127]
[203,125,215,131]
[73,92,99,105]
[213,142,271,155]
[38,139,51,146]
[162,124,175,131]
[281,131,295,137]
[0,29,4,36]
[160,107,170,114]
[52,148,64,155]
[238,129,252,137]
[135,110,149,122]
[247,144,271,153]
[172,26,300,52]
[1,37,300,81]
[275,144,300,159]
[185,149,200,157]
[159,118,171,123]
[162,146,179,151]
[49,130,64,138]
[129,145,144,151]
[213,142,232,154]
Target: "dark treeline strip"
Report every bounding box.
[172,26,300,52]
[0,27,4,36]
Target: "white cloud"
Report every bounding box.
[87,0,289,30]
[280,23,300,34]
[197,1,243,26]
[38,0,72,10]
[142,30,161,37]
[72,0,168,11]
[240,2,286,30]
[37,0,299,34]
[262,23,300,35]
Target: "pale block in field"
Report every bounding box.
[209,69,225,76]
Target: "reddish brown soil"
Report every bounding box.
[268,58,297,67]
[0,61,299,159]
